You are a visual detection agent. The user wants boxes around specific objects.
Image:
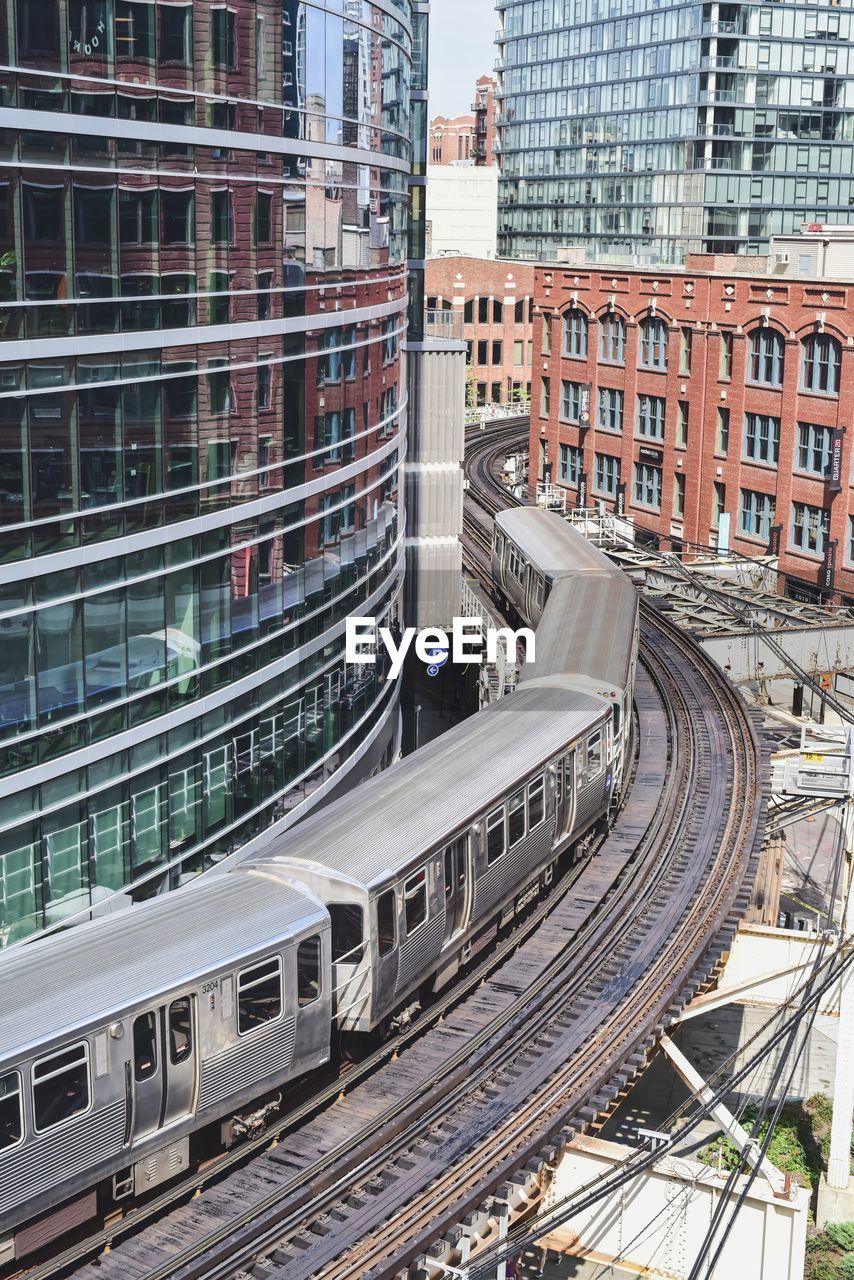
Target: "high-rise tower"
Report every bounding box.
[497,0,854,263]
[0,0,417,942]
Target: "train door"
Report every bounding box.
[130,997,197,1142]
[443,835,468,941]
[556,749,577,840]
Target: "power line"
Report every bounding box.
[465,942,854,1280]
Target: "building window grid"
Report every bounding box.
[680,328,693,376]
[633,462,662,511]
[797,422,833,476]
[716,408,730,456]
[563,311,588,359]
[740,489,776,541]
[636,394,666,441]
[540,376,550,418]
[599,314,625,364]
[1,4,412,943]
[559,443,582,486]
[743,413,781,465]
[748,328,784,388]
[719,331,733,380]
[597,386,623,433]
[594,453,620,497]
[801,333,841,396]
[560,380,584,424]
[791,502,831,557]
[638,317,668,371]
[676,401,688,449]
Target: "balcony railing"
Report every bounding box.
[425,308,464,340]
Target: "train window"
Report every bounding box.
[237,957,283,1034]
[0,1072,22,1151]
[486,808,505,864]
[169,999,193,1065]
[508,545,522,581]
[528,777,545,828]
[377,890,396,956]
[32,1044,90,1132]
[404,869,427,935]
[589,732,603,777]
[444,847,453,897]
[329,904,365,964]
[297,936,322,1006]
[509,790,526,845]
[576,744,588,789]
[133,1013,158,1082]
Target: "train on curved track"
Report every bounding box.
[0,507,638,1264]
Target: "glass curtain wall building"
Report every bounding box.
[496,0,854,263]
[0,0,414,943]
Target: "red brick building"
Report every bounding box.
[472,76,498,168]
[427,256,535,407]
[429,114,476,165]
[533,257,854,602]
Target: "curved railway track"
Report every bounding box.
[48,420,764,1280]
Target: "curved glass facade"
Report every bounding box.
[0,0,414,942]
[496,0,854,263]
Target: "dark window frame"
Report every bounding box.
[404,869,428,935]
[297,935,322,1006]
[236,955,283,1036]
[0,1071,23,1152]
[32,1043,91,1134]
[801,332,841,396]
[168,997,193,1064]
[486,806,505,865]
[508,788,526,845]
[528,776,545,828]
[748,327,784,387]
[377,889,396,956]
[133,1011,158,1081]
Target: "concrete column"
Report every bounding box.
[493,1195,510,1280]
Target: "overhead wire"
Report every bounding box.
[465,941,854,1280]
[684,814,849,1278]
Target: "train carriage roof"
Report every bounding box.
[522,573,638,691]
[253,684,608,891]
[495,507,615,580]
[0,870,326,1063]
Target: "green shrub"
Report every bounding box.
[827,1225,854,1253]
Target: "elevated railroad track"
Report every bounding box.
[45,420,765,1280]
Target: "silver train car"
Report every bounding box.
[0,508,638,1262]
[0,870,331,1255]
[492,507,639,790]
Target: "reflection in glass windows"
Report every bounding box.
[0,0,414,942]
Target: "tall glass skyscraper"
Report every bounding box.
[496,0,854,263]
[0,0,416,942]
